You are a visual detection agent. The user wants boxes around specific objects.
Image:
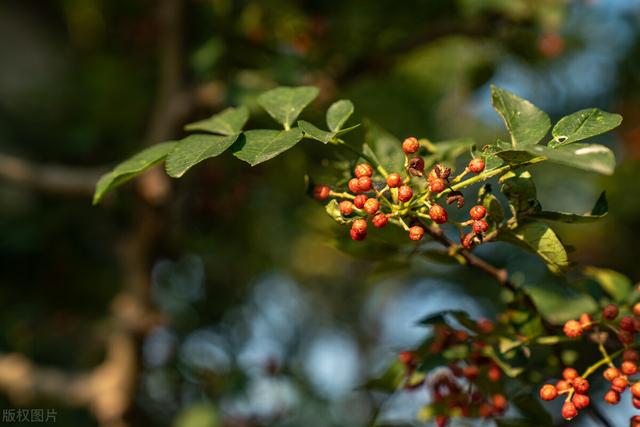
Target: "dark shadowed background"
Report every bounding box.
[1,1,640,426]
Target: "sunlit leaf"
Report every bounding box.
[498,221,568,273]
[165,134,238,177]
[184,106,249,135]
[550,108,622,147]
[583,266,632,303]
[258,86,319,129]
[232,128,303,166]
[491,85,551,147]
[326,99,354,131]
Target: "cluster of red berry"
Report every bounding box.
[398,320,506,427]
[540,303,640,420]
[313,136,487,243]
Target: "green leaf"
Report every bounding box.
[498,221,568,273]
[232,128,303,166]
[298,120,335,143]
[165,134,238,178]
[326,99,354,131]
[184,106,249,136]
[478,185,505,225]
[531,192,608,223]
[93,142,176,204]
[360,360,405,392]
[499,170,538,215]
[257,86,319,129]
[550,108,622,147]
[583,266,632,303]
[491,85,551,147]
[522,281,598,324]
[298,120,360,144]
[362,120,405,173]
[524,143,616,175]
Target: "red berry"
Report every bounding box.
[573,377,589,393]
[429,178,446,193]
[372,213,388,228]
[386,173,402,188]
[468,158,485,174]
[352,218,367,234]
[363,198,380,215]
[339,201,354,216]
[429,204,448,224]
[539,384,558,401]
[469,205,487,220]
[348,178,360,193]
[353,194,368,209]
[488,364,501,382]
[621,316,635,332]
[477,318,494,334]
[461,232,475,249]
[349,228,366,241]
[633,398,640,410]
[604,389,620,405]
[611,376,628,393]
[402,136,420,154]
[427,168,439,183]
[398,351,415,367]
[603,304,619,320]
[435,415,448,427]
[618,330,634,344]
[408,225,425,241]
[634,302,640,317]
[561,401,578,420]
[563,367,579,381]
[632,382,640,399]
[624,349,640,362]
[354,163,373,178]
[579,313,593,331]
[397,185,413,202]
[603,367,620,381]
[463,365,479,380]
[572,393,590,410]
[563,320,583,338]
[357,176,372,192]
[492,394,508,413]
[472,220,489,234]
[556,380,571,393]
[622,361,638,376]
[313,185,330,200]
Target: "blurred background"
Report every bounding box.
[1,0,639,426]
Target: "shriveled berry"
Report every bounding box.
[632,382,640,399]
[539,384,558,401]
[468,158,485,174]
[561,401,578,420]
[372,213,388,228]
[353,194,368,209]
[402,136,420,154]
[624,349,640,362]
[556,380,571,393]
[572,393,590,410]
[348,178,360,193]
[579,313,593,331]
[408,226,425,241]
[313,185,330,200]
[611,376,628,393]
[354,163,373,178]
[397,185,413,202]
[622,361,638,376]
[573,377,589,393]
[621,315,635,332]
[358,176,372,192]
[469,205,487,220]
[604,389,620,405]
[563,367,579,381]
[618,330,634,344]
[472,220,489,234]
[349,228,366,241]
[603,304,619,320]
[408,156,425,176]
[339,201,354,216]
[603,367,620,381]
[429,204,448,224]
[429,178,446,193]
[386,173,402,188]
[461,232,475,249]
[563,320,583,338]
